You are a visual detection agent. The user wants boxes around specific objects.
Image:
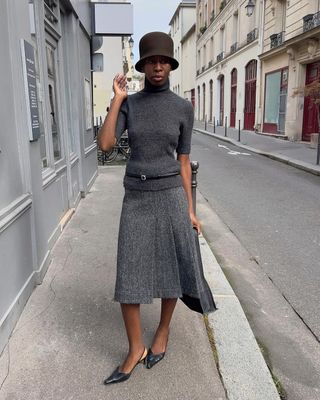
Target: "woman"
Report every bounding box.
[98,32,216,385]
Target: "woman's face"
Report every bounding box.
[142,55,172,86]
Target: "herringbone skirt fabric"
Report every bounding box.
[114,186,216,313]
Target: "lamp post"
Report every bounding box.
[245,0,255,17]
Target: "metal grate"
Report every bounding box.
[303,12,320,32]
[270,32,285,49]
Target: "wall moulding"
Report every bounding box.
[0,194,32,234]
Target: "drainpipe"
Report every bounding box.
[256,0,265,130]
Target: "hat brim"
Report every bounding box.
[135,54,179,73]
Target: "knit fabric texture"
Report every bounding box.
[116,78,194,190]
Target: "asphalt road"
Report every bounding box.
[190,131,320,340]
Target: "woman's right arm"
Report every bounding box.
[97,74,127,151]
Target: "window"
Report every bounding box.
[46,39,62,161]
[197,86,201,120]
[220,26,225,53]
[205,3,208,26]
[233,12,238,45]
[29,1,48,169]
[209,80,213,122]
[210,37,214,61]
[202,83,206,121]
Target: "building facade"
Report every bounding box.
[195,0,263,130]
[93,36,126,122]
[0,0,96,355]
[259,0,320,141]
[169,0,197,101]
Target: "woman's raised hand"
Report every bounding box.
[113,73,128,100]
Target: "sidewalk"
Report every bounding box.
[193,121,320,176]
[0,166,280,400]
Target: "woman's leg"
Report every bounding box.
[151,298,177,354]
[119,303,146,373]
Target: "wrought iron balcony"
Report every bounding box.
[208,60,213,68]
[230,42,238,54]
[216,51,224,62]
[247,28,258,44]
[202,66,205,72]
[303,12,320,32]
[196,69,200,76]
[270,32,285,49]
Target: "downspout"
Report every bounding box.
[256,0,265,133]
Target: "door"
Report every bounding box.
[244,60,257,131]
[302,62,320,141]
[191,88,195,108]
[230,68,237,127]
[219,75,224,125]
[202,83,206,121]
[209,80,213,122]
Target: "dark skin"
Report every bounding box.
[98,56,201,373]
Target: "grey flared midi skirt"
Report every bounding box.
[114,185,216,313]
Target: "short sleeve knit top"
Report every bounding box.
[115,78,194,191]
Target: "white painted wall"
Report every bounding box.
[93,37,123,121]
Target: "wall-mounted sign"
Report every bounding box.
[21,40,40,141]
[92,53,103,72]
[92,2,133,36]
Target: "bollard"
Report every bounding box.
[213,116,216,133]
[225,116,227,137]
[191,161,199,216]
[238,119,241,142]
[205,115,207,131]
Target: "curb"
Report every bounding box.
[199,229,280,399]
[194,128,320,176]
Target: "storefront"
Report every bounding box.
[263,67,288,135]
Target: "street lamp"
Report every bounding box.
[245,0,255,17]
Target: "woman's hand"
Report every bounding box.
[113,73,128,100]
[190,212,201,234]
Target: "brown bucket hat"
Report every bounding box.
[135,31,179,73]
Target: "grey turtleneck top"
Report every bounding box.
[115,78,194,191]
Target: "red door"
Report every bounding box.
[244,60,257,131]
[219,76,224,125]
[302,62,320,141]
[191,88,195,109]
[230,68,237,127]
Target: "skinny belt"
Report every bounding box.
[125,171,180,181]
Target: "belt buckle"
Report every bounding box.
[140,174,147,181]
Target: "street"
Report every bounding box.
[191,131,320,399]
[191,131,320,338]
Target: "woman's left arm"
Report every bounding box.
[178,154,201,234]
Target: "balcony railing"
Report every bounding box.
[217,52,224,62]
[202,66,205,72]
[208,60,213,68]
[270,32,285,49]
[303,12,320,32]
[196,69,200,76]
[247,28,258,44]
[230,42,238,54]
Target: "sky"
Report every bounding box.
[130,0,181,65]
